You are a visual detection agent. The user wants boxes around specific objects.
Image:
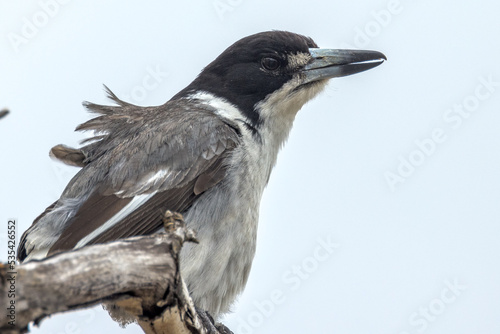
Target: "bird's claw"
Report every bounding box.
[195,307,234,334]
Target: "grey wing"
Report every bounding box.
[20,106,240,260]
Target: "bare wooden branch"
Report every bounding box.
[0,213,232,334]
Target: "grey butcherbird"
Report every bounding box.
[19,31,385,317]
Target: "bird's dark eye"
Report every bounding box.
[261,57,280,71]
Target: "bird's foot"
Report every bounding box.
[195,307,234,334]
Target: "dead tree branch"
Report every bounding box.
[0,212,232,334]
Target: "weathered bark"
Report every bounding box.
[0,212,232,334]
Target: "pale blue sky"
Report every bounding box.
[1,1,500,333]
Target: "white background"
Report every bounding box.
[1,1,500,333]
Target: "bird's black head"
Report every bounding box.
[172,31,386,128]
[173,31,317,125]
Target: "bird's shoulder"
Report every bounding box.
[50,88,242,199]
[82,91,239,156]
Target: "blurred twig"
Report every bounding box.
[0,109,9,119]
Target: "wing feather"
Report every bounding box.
[38,95,240,257]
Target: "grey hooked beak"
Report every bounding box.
[303,48,387,84]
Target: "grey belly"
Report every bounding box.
[179,181,260,316]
